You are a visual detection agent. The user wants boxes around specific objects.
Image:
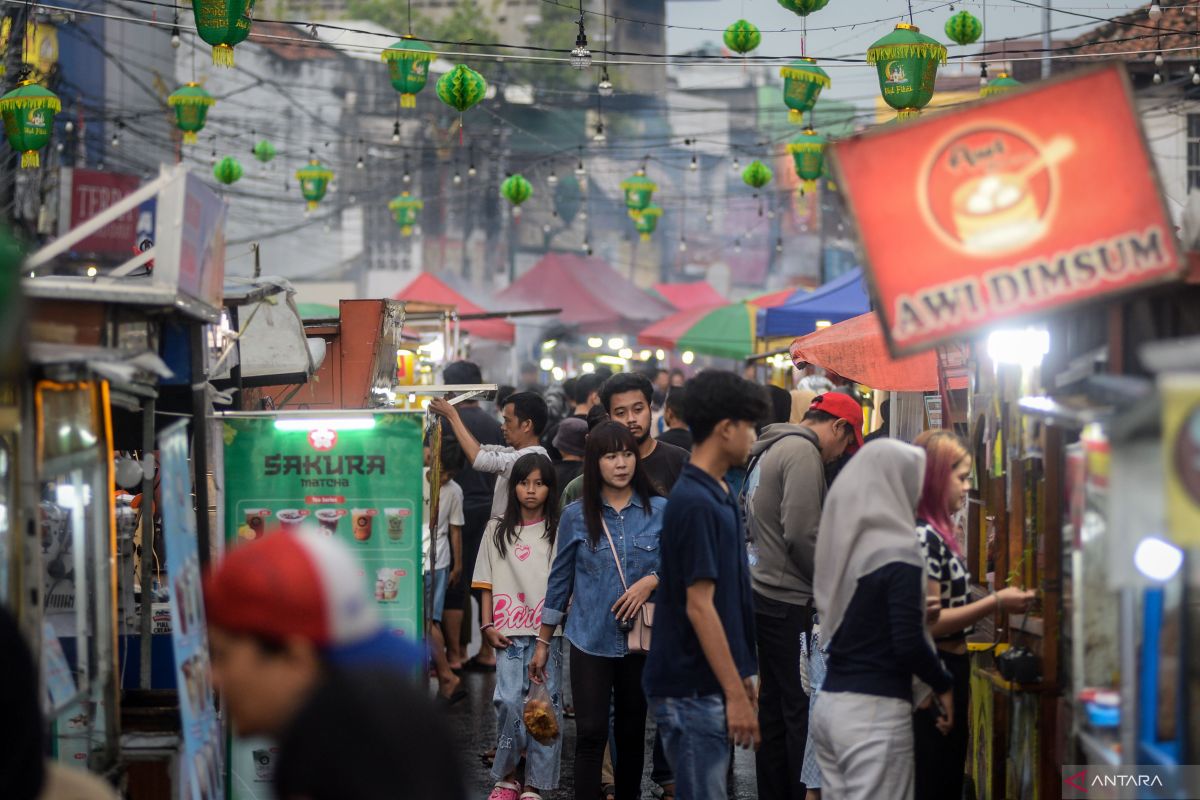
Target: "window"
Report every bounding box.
[1188,114,1200,191]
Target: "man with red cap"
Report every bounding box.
[741,392,863,800]
[204,532,462,800]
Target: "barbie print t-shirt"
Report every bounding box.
[472,519,561,638]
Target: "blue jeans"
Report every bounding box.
[494,636,564,790]
[650,694,730,800]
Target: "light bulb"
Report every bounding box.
[732,157,740,171]
[593,123,606,143]
[678,239,687,252]
[392,121,401,143]
[403,171,411,184]
[468,165,477,177]
[1154,72,1164,84]
[705,211,713,223]
[1193,72,1200,85]
[598,77,613,97]
[348,194,356,204]
[776,237,784,253]
[734,238,742,253]
[548,171,558,185]
[111,133,120,147]
[571,27,592,70]
[56,142,63,152]
[1149,2,1163,19]
[575,161,586,177]
[582,240,591,252]
[543,223,552,234]
[453,172,462,184]
[1191,64,1196,74]
[86,266,98,277]
[356,157,364,169]
[767,209,776,219]
[170,28,181,48]
[64,120,74,133]
[1155,53,1164,67]
[689,155,698,171]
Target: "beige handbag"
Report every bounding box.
[602,520,654,654]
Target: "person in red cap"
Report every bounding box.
[740,391,863,800]
[204,532,465,800]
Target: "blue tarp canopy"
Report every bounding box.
[758,268,871,338]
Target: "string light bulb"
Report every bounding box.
[1155,53,1165,67]
[64,120,74,133]
[1149,2,1163,19]
[548,169,558,185]
[170,24,181,49]
[1154,71,1164,83]
[705,210,714,223]
[734,238,742,253]
[403,170,411,184]
[732,156,740,171]
[980,62,989,87]
[453,171,462,184]
[678,238,687,252]
[593,121,606,142]
[571,10,592,70]
[392,121,401,143]
[1193,71,1199,85]
[575,159,586,177]
[356,156,364,170]
[776,237,784,253]
[689,154,698,171]
[468,163,477,177]
[598,69,613,97]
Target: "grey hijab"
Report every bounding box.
[814,439,927,645]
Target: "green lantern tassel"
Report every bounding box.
[866,42,948,65]
[20,151,38,168]
[788,108,803,125]
[401,225,413,237]
[306,200,318,211]
[801,179,817,195]
[183,131,198,144]
[897,108,921,121]
[213,43,235,67]
[401,93,416,108]
[640,232,651,242]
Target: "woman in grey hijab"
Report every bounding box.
[809,440,953,800]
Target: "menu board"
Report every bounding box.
[221,412,425,800]
[160,420,224,800]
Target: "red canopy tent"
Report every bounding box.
[653,281,726,311]
[394,272,515,343]
[789,312,943,392]
[496,253,673,333]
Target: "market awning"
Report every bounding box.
[789,312,953,392]
[496,253,673,333]
[652,281,726,310]
[639,291,795,361]
[394,272,515,343]
[759,268,871,338]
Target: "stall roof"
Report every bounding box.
[789,312,942,392]
[653,281,726,311]
[394,273,515,343]
[496,253,673,333]
[759,269,871,338]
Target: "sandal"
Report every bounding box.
[519,793,543,800]
[602,784,616,800]
[487,781,520,800]
[463,656,497,673]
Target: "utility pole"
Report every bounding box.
[1042,0,1053,79]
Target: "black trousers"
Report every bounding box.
[914,650,971,800]
[445,505,491,645]
[754,593,814,800]
[570,645,647,800]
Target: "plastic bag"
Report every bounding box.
[523,681,559,745]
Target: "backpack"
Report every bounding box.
[739,430,819,545]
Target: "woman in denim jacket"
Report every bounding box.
[531,421,666,800]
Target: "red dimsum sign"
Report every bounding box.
[831,65,1183,356]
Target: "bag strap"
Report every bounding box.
[601,518,630,593]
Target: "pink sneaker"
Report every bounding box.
[487,781,520,800]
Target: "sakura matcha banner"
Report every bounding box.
[221,412,425,800]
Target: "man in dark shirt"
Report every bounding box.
[644,371,769,799]
[438,361,503,670]
[602,372,689,494]
[657,385,693,452]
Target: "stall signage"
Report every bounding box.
[1163,375,1200,547]
[58,168,147,257]
[830,65,1183,356]
[222,413,424,800]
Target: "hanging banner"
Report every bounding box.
[160,420,224,800]
[221,412,425,799]
[1163,374,1200,547]
[831,65,1184,356]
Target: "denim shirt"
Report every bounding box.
[543,494,666,657]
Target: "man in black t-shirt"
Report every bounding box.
[602,372,689,496]
[657,385,694,453]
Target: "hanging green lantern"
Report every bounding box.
[213,156,243,185]
[192,0,256,67]
[501,173,533,216]
[742,160,773,190]
[867,23,947,121]
[723,20,761,55]
[981,72,1022,98]
[620,171,656,212]
[167,83,215,145]
[780,58,830,125]
[388,192,423,236]
[0,81,60,168]
[382,38,437,109]
[777,0,830,16]
[436,64,487,114]
[787,128,828,195]
[630,204,663,241]
[944,10,983,46]
[296,159,334,210]
[252,139,275,164]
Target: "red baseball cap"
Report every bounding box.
[810,393,865,453]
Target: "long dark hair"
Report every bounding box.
[582,421,655,548]
[493,452,559,560]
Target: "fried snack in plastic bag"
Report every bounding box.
[522,681,559,745]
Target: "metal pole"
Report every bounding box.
[1042,0,1053,79]
[138,397,155,689]
[190,325,212,566]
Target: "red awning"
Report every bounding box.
[653,281,726,310]
[496,253,673,333]
[394,273,515,343]
[790,312,944,392]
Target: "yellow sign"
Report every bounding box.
[1163,374,1200,546]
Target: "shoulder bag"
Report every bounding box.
[601,519,654,654]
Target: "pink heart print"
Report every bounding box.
[515,544,531,562]
[518,593,526,603]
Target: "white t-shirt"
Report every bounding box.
[471,519,560,638]
[423,479,465,571]
[472,444,549,518]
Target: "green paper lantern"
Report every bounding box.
[388,192,423,236]
[0,81,60,169]
[780,58,831,125]
[436,64,487,114]
[629,204,662,241]
[787,128,827,195]
[981,72,1022,98]
[213,156,243,185]
[742,160,773,190]
[192,0,256,67]
[777,0,830,16]
[723,20,761,55]
[944,10,983,46]
[867,23,947,121]
[296,159,334,210]
[501,174,532,216]
[167,83,215,145]
[620,171,656,212]
[382,38,437,109]
[252,139,275,163]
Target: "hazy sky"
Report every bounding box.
[664,0,1148,102]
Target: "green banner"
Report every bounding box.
[222,413,425,799]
